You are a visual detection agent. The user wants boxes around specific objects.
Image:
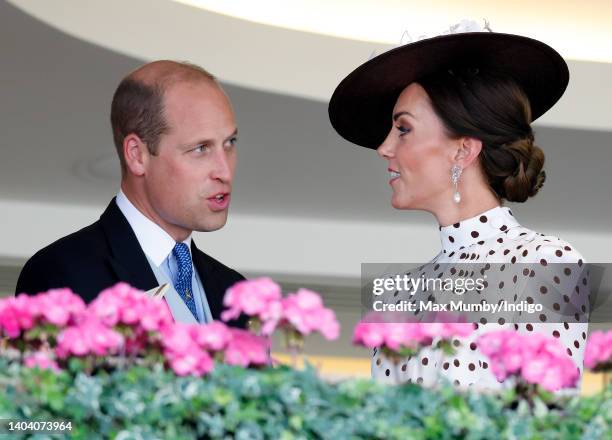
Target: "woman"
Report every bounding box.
[329,21,589,391]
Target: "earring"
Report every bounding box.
[451,164,462,203]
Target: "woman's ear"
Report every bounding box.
[453,136,483,168]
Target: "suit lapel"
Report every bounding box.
[99,198,159,291]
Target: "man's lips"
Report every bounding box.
[208,191,230,199]
[207,192,231,211]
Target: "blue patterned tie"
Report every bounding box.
[172,242,198,321]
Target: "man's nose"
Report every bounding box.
[211,149,233,182]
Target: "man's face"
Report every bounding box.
[143,80,237,239]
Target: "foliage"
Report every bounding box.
[0,357,610,440]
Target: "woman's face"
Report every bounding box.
[377,82,458,211]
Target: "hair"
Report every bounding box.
[418,67,546,203]
[110,61,216,171]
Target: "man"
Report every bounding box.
[16,60,247,328]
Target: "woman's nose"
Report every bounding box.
[376,128,395,159]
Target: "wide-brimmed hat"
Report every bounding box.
[328,23,569,150]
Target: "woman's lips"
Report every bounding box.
[388,169,401,185]
[207,193,230,211]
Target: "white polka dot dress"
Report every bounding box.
[372,205,589,392]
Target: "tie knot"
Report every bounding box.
[172,242,191,267]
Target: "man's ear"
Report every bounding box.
[123,133,149,176]
[453,136,483,168]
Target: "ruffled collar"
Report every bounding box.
[438,206,520,252]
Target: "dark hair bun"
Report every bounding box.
[495,137,545,202]
[419,68,548,203]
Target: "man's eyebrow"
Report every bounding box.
[224,128,238,141]
[393,111,417,122]
[183,128,238,148]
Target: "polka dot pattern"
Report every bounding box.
[372,206,588,392]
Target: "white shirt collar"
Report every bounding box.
[115,189,191,267]
[438,205,520,252]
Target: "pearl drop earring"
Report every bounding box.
[451,164,462,203]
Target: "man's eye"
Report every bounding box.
[193,145,209,153]
[226,137,238,148]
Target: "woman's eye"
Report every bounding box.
[396,126,411,136]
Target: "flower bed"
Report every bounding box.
[1,280,611,439]
[1,359,610,439]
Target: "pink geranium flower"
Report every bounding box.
[280,289,340,340]
[55,316,124,358]
[0,289,86,338]
[159,323,216,376]
[0,295,30,338]
[167,347,214,377]
[353,312,474,355]
[35,288,87,327]
[224,328,270,368]
[221,280,340,341]
[24,350,61,372]
[160,323,197,354]
[478,330,579,392]
[584,330,612,371]
[89,282,173,331]
[221,278,283,334]
[352,322,386,348]
[353,321,431,352]
[418,312,475,340]
[191,321,232,352]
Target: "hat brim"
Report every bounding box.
[328,32,569,149]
